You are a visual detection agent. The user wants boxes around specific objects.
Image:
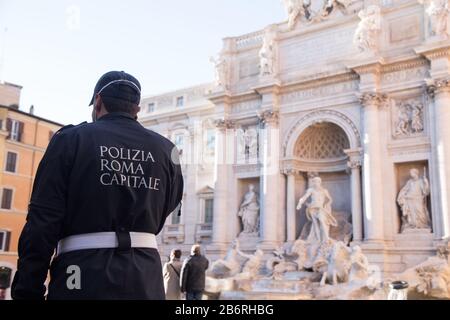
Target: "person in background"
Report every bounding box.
[180,244,209,300]
[163,249,182,300]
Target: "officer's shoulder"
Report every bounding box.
[143,127,176,149]
[54,122,88,137]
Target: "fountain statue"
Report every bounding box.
[296,176,338,243]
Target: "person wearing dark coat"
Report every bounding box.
[180,244,209,300]
[11,71,184,300]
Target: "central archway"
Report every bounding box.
[282,110,361,243]
[294,122,350,161]
[283,109,361,161]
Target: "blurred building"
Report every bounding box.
[0,81,63,299]
[139,83,217,260]
[140,0,450,279]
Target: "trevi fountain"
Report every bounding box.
[138,0,450,300]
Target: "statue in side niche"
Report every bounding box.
[397,168,431,232]
[238,184,260,235]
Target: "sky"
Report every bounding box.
[0,0,285,125]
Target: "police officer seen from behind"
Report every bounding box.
[11,71,184,300]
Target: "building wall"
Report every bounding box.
[0,82,22,107]
[139,84,217,261]
[0,105,62,298]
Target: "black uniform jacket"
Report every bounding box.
[11,112,184,300]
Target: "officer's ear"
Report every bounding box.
[95,94,103,113]
[131,105,141,120]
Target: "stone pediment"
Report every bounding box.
[197,185,215,195]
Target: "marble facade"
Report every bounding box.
[139,0,450,278]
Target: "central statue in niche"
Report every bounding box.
[238,184,260,235]
[297,177,337,243]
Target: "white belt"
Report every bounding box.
[56,232,157,256]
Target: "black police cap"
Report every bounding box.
[89,71,141,106]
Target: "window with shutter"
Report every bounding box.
[176,96,184,107]
[204,199,214,224]
[18,121,24,142]
[1,189,13,210]
[5,152,17,173]
[6,119,12,139]
[0,230,10,251]
[171,211,181,225]
[7,119,22,142]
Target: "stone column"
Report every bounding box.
[415,45,450,239]
[360,93,387,242]
[345,149,363,242]
[284,169,297,242]
[428,79,450,239]
[211,119,235,246]
[182,128,196,243]
[259,110,280,246]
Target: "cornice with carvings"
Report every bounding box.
[419,46,450,60]
[381,58,428,73]
[281,71,359,94]
[352,63,383,76]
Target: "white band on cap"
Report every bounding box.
[97,79,141,96]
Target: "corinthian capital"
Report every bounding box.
[359,92,389,107]
[258,110,279,125]
[425,77,450,98]
[347,159,362,169]
[344,148,363,170]
[214,119,235,130]
[282,168,298,176]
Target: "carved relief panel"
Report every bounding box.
[391,97,427,139]
[237,125,259,164]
